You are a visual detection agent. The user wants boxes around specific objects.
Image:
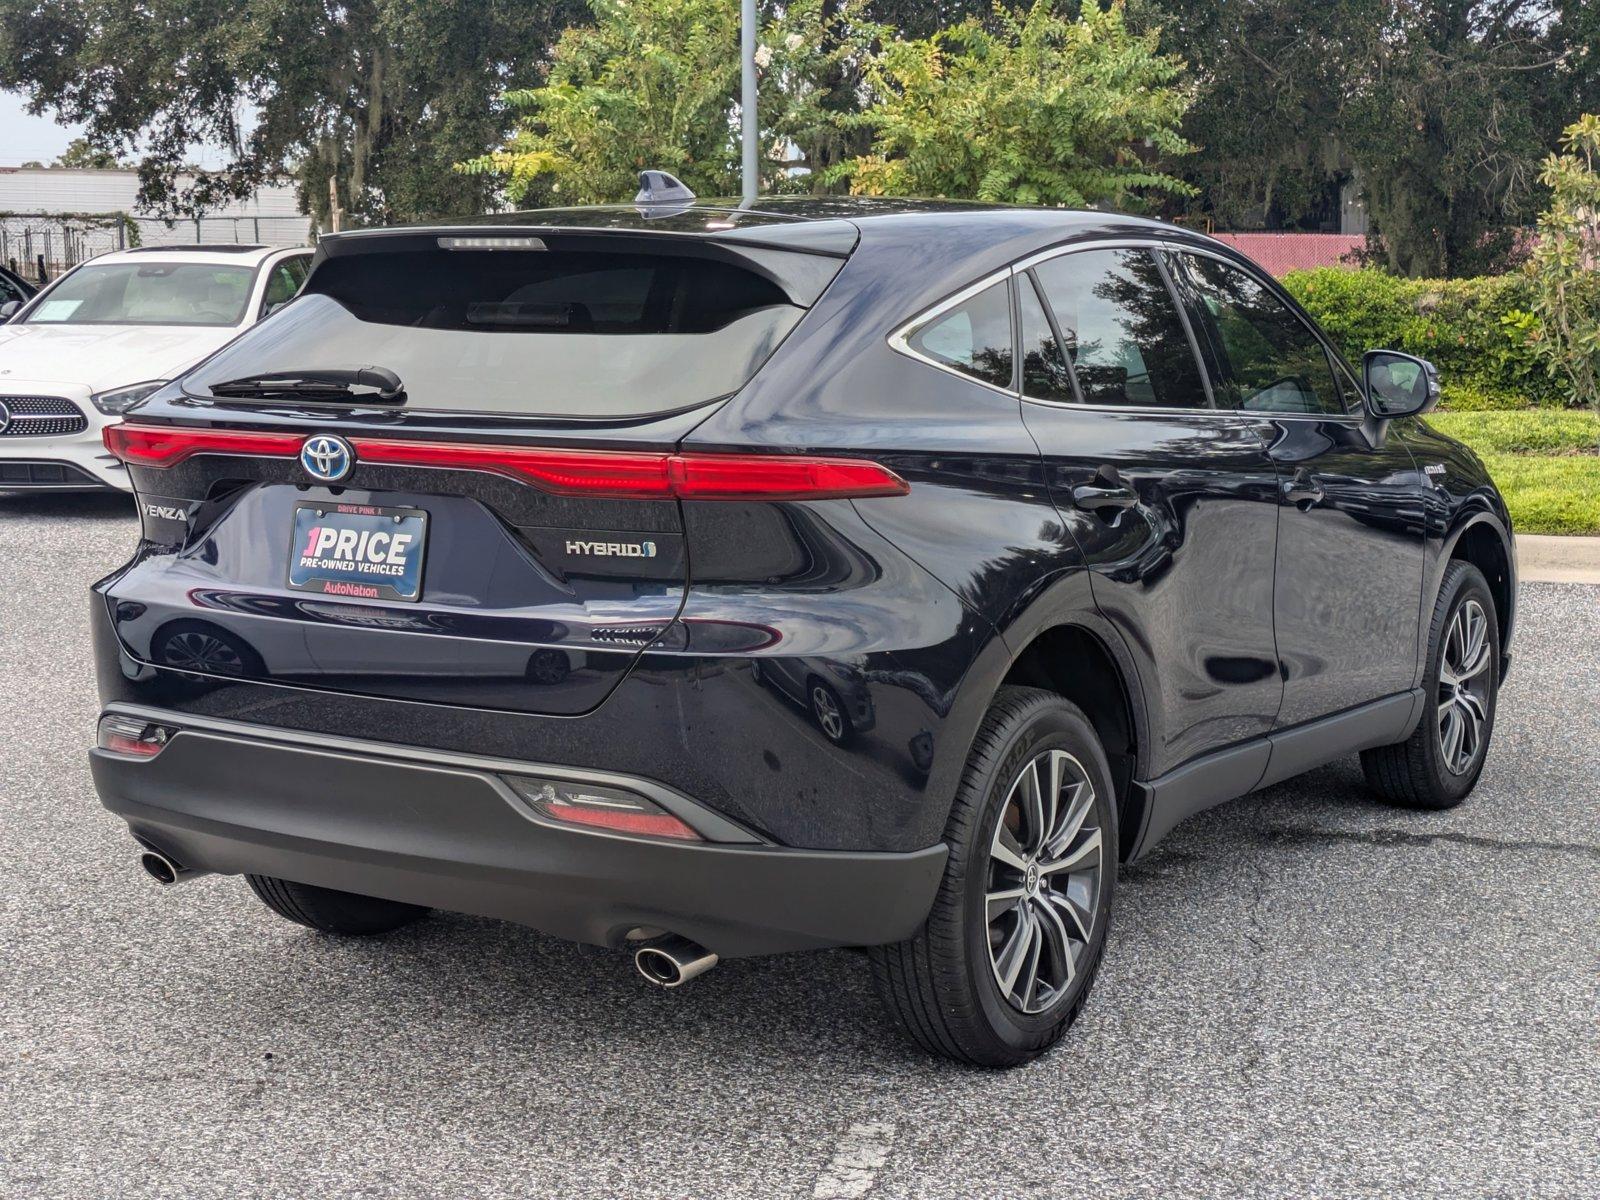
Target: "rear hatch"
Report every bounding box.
[101,216,857,715]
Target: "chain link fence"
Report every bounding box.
[1,213,313,284]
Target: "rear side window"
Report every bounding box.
[1177,253,1345,415]
[905,280,1014,390]
[1032,249,1208,409]
[186,245,824,418]
[1018,273,1073,403]
[260,256,311,317]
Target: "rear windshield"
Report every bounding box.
[24,262,254,327]
[184,247,810,417]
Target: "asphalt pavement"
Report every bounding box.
[2,492,1596,1199]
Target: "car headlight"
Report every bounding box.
[90,380,169,414]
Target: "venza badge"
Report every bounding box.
[301,434,354,483]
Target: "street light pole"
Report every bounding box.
[741,0,757,206]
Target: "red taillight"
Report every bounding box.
[350,438,675,498]
[104,422,910,501]
[103,423,305,467]
[668,453,909,500]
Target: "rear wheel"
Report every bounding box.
[1361,559,1500,809]
[245,876,429,935]
[870,686,1116,1067]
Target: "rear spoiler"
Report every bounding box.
[315,223,859,308]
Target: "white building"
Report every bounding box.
[0,166,310,278]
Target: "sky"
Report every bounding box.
[0,92,84,166]
[0,91,235,168]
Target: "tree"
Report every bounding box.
[457,0,860,205]
[1127,0,1369,230]
[834,0,1194,209]
[0,0,586,224]
[54,136,126,169]
[1529,114,1600,413]
[1137,0,1591,276]
[1342,1,1579,277]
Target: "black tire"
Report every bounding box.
[245,875,429,935]
[869,686,1118,1067]
[1361,559,1500,810]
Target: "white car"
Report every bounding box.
[0,244,312,492]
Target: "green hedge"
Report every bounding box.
[1281,268,1563,409]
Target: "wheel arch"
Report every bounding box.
[994,616,1151,861]
[1439,508,1515,675]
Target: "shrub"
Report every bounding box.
[1282,267,1565,408]
[1529,114,1600,415]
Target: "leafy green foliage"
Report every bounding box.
[1136,0,1593,278]
[457,0,861,205]
[53,137,126,170]
[1282,268,1566,409]
[1127,0,1366,232]
[1529,115,1600,415]
[833,0,1193,208]
[0,0,585,224]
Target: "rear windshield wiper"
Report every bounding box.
[206,366,405,404]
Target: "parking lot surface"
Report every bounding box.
[3,493,1597,1199]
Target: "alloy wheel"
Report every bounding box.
[986,749,1103,1014]
[1437,598,1492,775]
[811,685,845,741]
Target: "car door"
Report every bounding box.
[1168,249,1425,727]
[1019,244,1284,777]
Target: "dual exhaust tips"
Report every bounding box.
[132,842,720,986]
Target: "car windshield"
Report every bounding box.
[23,262,254,327]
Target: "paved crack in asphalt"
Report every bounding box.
[1264,825,1600,860]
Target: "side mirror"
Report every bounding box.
[0,300,20,323]
[1364,350,1439,419]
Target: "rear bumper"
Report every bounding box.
[90,706,946,958]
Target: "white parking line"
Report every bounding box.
[812,1121,897,1199]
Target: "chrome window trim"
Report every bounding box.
[890,236,1371,424]
[1160,242,1364,419]
[887,267,1022,400]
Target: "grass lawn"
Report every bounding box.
[1428,410,1600,535]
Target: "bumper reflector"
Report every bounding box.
[97,714,175,758]
[506,776,702,841]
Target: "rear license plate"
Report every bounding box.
[288,502,428,602]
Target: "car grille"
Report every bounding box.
[0,395,89,437]
[0,460,100,487]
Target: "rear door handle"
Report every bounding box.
[1071,468,1138,516]
[1282,469,1326,510]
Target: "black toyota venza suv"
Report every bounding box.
[90,194,1515,1067]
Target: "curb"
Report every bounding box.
[1517,534,1600,584]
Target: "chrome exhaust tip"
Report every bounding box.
[137,847,201,886]
[634,935,719,988]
